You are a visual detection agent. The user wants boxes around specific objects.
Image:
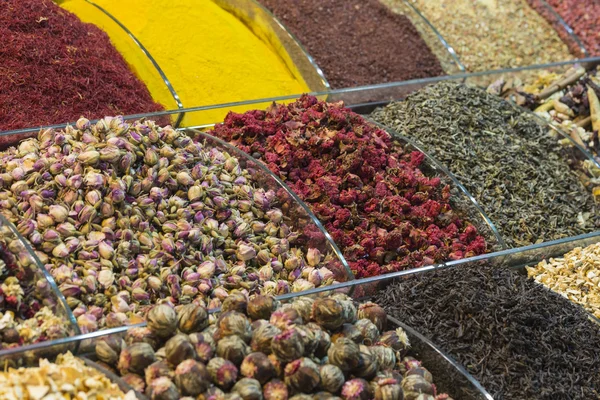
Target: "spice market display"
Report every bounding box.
[371,81,600,247]
[211,95,489,278]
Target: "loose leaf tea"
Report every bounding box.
[371,81,600,247]
[210,95,487,278]
[375,263,600,399]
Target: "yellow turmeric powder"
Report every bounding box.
[61,0,310,126]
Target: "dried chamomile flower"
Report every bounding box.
[118,342,157,375]
[251,321,281,354]
[177,303,209,334]
[148,305,178,339]
[241,352,276,384]
[355,319,380,345]
[327,338,361,373]
[342,378,372,400]
[284,357,321,393]
[247,295,278,321]
[217,335,250,365]
[319,364,345,394]
[357,302,387,332]
[232,377,263,400]
[174,359,210,396]
[165,334,197,366]
[271,328,305,362]
[311,298,345,330]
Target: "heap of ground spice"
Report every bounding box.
[541,0,600,56]
[210,95,487,279]
[0,0,163,133]
[374,263,600,399]
[257,0,444,88]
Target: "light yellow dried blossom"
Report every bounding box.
[16,307,70,343]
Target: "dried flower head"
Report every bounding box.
[357,302,387,332]
[251,322,281,354]
[218,311,252,343]
[401,375,435,399]
[342,378,372,400]
[271,328,305,362]
[118,342,157,375]
[122,373,146,393]
[165,334,197,366]
[311,298,345,331]
[355,319,380,346]
[247,295,278,321]
[371,376,402,400]
[369,346,397,371]
[270,307,302,330]
[177,303,209,334]
[174,359,210,396]
[148,305,178,339]
[331,323,363,344]
[284,357,321,393]
[264,379,289,400]
[319,364,345,394]
[198,387,226,400]
[125,327,162,351]
[217,335,250,366]
[232,377,263,400]
[222,293,248,315]
[149,376,180,400]
[145,360,173,387]
[289,297,314,322]
[354,349,379,380]
[241,352,276,384]
[207,357,239,390]
[327,338,361,372]
[378,328,410,359]
[95,335,125,365]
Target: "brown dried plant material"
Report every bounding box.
[0,351,136,399]
[527,243,600,319]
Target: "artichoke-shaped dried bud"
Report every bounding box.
[118,342,157,375]
[290,297,314,322]
[306,323,331,359]
[217,335,250,365]
[263,379,288,400]
[342,378,372,400]
[284,357,320,393]
[247,295,277,320]
[401,375,435,399]
[122,373,146,393]
[241,352,276,384]
[354,349,379,380]
[295,325,318,356]
[232,377,263,400]
[406,367,433,383]
[148,304,178,339]
[222,292,248,314]
[208,357,239,390]
[371,376,402,400]
[378,328,410,359]
[149,376,180,400]
[125,327,162,351]
[95,335,125,365]
[357,302,387,332]
[369,346,397,371]
[218,311,252,343]
[319,364,345,394]
[355,319,380,346]
[174,359,210,396]
[271,328,304,362]
[327,338,361,373]
[331,294,357,324]
[145,360,173,387]
[198,387,226,400]
[311,298,345,331]
[270,307,302,330]
[331,323,363,344]
[177,303,209,334]
[165,334,197,366]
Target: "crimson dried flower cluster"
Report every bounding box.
[210,95,487,278]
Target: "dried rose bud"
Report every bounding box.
[251,322,281,355]
[145,360,173,387]
[311,298,345,331]
[218,311,252,343]
[232,377,263,400]
[295,325,318,356]
[369,346,396,371]
[149,376,180,400]
[342,378,372,400]
[240,352,276,384]
[331,323,363,344]
[174,359,210,396]
[125,327,162,350]
[95,335,125,365]
[198,387,226,400]
[401,375,435,398]
[217,335,250,365]
[355,319,380,346]
[306,248,322,267]
[222,292,248,314]
[353,349,379,381]
[284,357,320,393]
[371,376,402,400]
[118,342,156,375]
[289,297,314,322]
[406,366,433,383]
[357,302,387,332]
[247,295,278,320]
[270,307,302,330]
[122,373,145,393]
[378,328,410,359]
[177,303,209,334]
[327,338,361,373]
[147,304,178,339]
[263,379,288,400]
[271,328,304,362]
[319,364,345,394]
[165,334,197,366]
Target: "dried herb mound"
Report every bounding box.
[371,81,600,247]
[375,264,600,399]
[211,95,487,278]
[0,0,163,133]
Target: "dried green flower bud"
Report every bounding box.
[357,302,387,332]
[369,346,396,371]
[401,375,435,399]
[232,377,263,400]
[371,376,402,400]
[188,333,215,364]
[217,335,250,365]
[342,378,372,400]
[319,364,345,394]
[177,303,209,334]
[222,293,248,314]
[125,327,162,351]
[95,335,125,365]
[122,373,145,393]
[331,323,363,344]
[165,334,197,366]
[208,357,239,390]
[145,360,173,387]
[148,304,178,339]
[295,325,318,356]
[241,352,276,384]
[331,294,357,324]
[378,329,410,359]
[311,298,345,331]
[354,349,379,380]
[270,307,302,331]
[198,387,226,400]
[174,359,210,396]
[355,319,380,346]
[218,311,252,343]
[406,367,433,383]
[149,376,180,400]
[247,295,277,321]
[327,338,361,373]
[271,328,304,362]
[78,150,100,165]
[289,297,314,322]
[263,379,288,400]
[118,342,157,375]
[284,357,320,393]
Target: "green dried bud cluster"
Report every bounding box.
[0,116,342,331]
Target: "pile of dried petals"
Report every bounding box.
[0,351,136,399]
[0,117,341,332]
[94,294,453,399]
[210,95,487,278]
[0,221,71,350]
